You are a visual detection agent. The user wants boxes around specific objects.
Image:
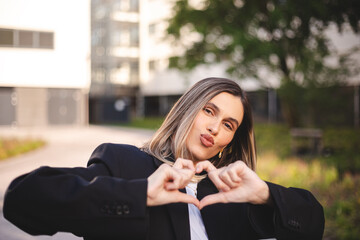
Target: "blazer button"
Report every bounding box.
[123,204,130,214]
[288,219,301,229]
[116,205,123,215]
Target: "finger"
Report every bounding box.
[179,168,195,185]
[171,191,200,208]
[174,158,195,171]
[195,160,216,173]
[219,171,239,189]
[208,170,231,192]
[199,193,228,210]
[165,168,194,190]
[163,166,182,190]
[227,168,242,183]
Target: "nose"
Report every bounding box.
[207,121,219,135]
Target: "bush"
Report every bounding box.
[321,128,360,176]
[254,123,360,175]
[254,123,292,158]
[320,174,360,239]
[257,153,360,239]
[255,123,360,239]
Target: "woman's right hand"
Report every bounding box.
[147,158,199,207]
[195,160,271,209]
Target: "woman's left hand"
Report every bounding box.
[195,160,271,210]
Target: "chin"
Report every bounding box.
[193,153,214,162]
[189,145,215,161]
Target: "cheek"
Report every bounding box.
[189,113,204,136]
[219,132,235,147]
[187,117,201,144]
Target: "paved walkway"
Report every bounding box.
[0,125,154,240]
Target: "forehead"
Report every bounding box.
[208,92,244,123]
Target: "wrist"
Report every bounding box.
[255,181,271,205]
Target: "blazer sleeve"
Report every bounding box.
[3,144,149,240]
[248,182,325,240]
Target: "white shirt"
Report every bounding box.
[186,182,209,240]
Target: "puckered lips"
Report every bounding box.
[200,134,214,147]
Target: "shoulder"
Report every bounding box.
[90,143,145,158]
[88,143,156,178]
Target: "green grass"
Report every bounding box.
[0,138,46,160]
[118,117,165,129]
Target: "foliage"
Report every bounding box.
[255,123,360,239]
[258,153,338,190]
[258,153,360,239]
[322,128,360,175]
[0,138,46,160]
[255,123,360,174]
[321,174,360,239]
[254,123,291,158]
[279,84,355,127]
[167,0,360,126]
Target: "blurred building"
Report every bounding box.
[90,0,359,127]
[0,0,91,127]
[90,0,242,122]
[90,0,140,123]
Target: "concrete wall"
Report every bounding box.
[0,0,91,89]
[0,0,90,126]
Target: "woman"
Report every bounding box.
[3,77,324,240]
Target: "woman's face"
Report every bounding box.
[186,92,244,163]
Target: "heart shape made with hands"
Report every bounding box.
[147,158,270,209]
[177,159,271,209]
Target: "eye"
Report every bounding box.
[203,107,213,115]
[224,122,233,130]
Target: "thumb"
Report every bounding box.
[172,191,200,208]
[199,193,227,210]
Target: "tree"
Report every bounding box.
[167,0,360,127]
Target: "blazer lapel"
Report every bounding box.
[198,178,232,240]
[152,156,190,240]
[166,188,191,240]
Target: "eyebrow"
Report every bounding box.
[206,102,240,128]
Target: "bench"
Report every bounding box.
[290,128,323,155]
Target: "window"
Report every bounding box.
[0,29,13,46]
[92,68,106,83]
[149,60,156,71]
[0,28,54,49]
[113,0,139,12]
[39,32,54,48]
[149,23,156,35]
[130,61,139,74]
[18,30,33,47]
[92,27,105,46]
[112,29,122,46]
[129,26,139,46]
[129,0,139,12]
[130,61,139,84]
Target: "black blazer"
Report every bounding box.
[3,143,324,240]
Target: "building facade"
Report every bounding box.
[90,0,359,127]
[0,0,91,126]
[90,0,140,123]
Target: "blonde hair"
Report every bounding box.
[142,77,256,172]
